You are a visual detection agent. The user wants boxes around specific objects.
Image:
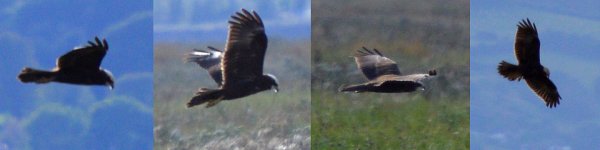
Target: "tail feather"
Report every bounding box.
[17,68,56,83]
[187,88,223,108]
[498,61,522,81]
[339,84,364,93]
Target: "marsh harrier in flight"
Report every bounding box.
[18,37,114,89]
[498,18,561,108]
[186,9,278,108]
[340,47,436,93]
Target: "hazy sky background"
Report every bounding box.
[0,0,152,149]
[153,0,311,42]
[471,0,600,149]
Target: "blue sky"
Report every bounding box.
[153,0,311,42]
[0,0,152,149]
[471,0,600,149]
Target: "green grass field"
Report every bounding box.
[312,91,469,149]
[311,0,469,149]
[154,90,311,149]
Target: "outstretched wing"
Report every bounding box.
[221,9,268,88]
[354,47,401,80]
[186,46,224,86]
[372,73,434,86]
[514,18,540,66]
[57,37,108,70]
[525,76,561,108]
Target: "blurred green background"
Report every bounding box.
[311,0,470,149]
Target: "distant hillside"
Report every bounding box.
[154,0,311,42]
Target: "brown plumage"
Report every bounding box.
[340,47,436,93]
[497,18,561,108]
[186,9,278,108]
[17,37,114,89]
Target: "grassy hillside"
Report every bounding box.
[311,0,470,149]
[153,39,311,149]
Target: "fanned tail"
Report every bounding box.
[17,68,56,83]
[498,61,522,81]
[187,88,223,108]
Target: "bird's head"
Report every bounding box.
[428,69,437,76]
[543,66,550,77]
[264,73,279,93]
[101,68,115,90]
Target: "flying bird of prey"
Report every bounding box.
[498,18,561,108]
[17,37,114,89]
[340,47,436,93]
[186,9,278,108]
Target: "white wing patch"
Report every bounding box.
[101,68,115,81]
[191,51,221,59]
[393,74,433,82]
[265,73,279,84]
[191,51,210,56]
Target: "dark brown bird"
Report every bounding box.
[340,47,436,93]
[17,37,114,89]
[498,18,561,108]
[186,9,278,108]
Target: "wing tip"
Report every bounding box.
[545,93,561,108]
[87,36,108,50]
[546,101,559,108]
[355,46,384,56]
[229,8,263,27]
[517,18,537,31]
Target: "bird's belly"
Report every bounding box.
[522,67,546,79]
[54,70,107,85]
[371,81,421,93]
[221,84,268,100]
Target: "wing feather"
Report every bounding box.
[186,46,223,86]
[354,47,401,80]
[525,76,561,108]
[514,18,541,66]
[372,74,434,86]
[221,9,268,88]
[57,37,108,70]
